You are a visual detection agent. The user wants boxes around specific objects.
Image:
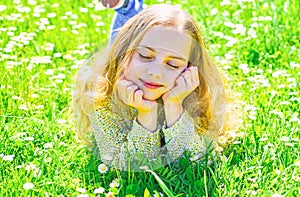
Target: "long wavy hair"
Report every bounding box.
[73,4,242,145]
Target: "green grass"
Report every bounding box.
[1,0,299,196]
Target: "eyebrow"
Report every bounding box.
[138,46,187,62]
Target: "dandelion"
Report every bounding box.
[247,27,257,38]
[43,142,54,149]
[77,195,88,197]
[54,52,62,58]
[25,163,37,171]
[12,96,23,100]
[285,143,294,147]
[31,94,39,98]
[76,188,86,193]
[3,154,14,161]
[270,110,283,118]
[58,130,66,137]
[44,69,54,75]
[259,137,268,142]
[96,22,105,26]
[279,136,289,142]
[106,192,115,197]
[290,62,300,68]
[294,160,300,167]
[44,43,55,51]
[55,73,66,79]
[238,64,249,74]
[109,179,120,188]
[102,154,113,161]
[154,192,164,197]
[217,136,227,145]
[30,56,52,64]
[232,24,246,35]
[215,146,223,152]
[23,182,34,190]
[139,166,149,171]
[44,157,52,163]
[224,36,238,47]
[57,119,67,124]
[16,6,31,13]
[47,13,56,18]
[72,30,79,35]
[52,3,59,8]
[34,105,44,110]
[272,194,283,197]
[210,8,218,16]
[0,5,7,12]
[290,113,299,122]
[79,7,88,13]
[28,0,37,5]
[19,104,28,111]
[220,0,231,6]
[94,187,105,194]
[15,165,23,169]
[33,168,42,177]
[98,163,108,173]
[293,175,300,182]
[72,178,81,184]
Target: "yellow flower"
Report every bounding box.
[23,182,34,190]
[98,163,108,173]
[294,160,300,167]
[215,146,224,152]
[106,192,115,197]
[94,187,105,194]
[218,136,227,145]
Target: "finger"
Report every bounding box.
[116,80,126,101]
[126,84,138,104]
[189,67,199,86]
[117,79,134,104]
[175,75,185,86]
[182,69,192,85]
[134,89,143,104]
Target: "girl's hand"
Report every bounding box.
[116,78,158,131]
[116,78,158,112]
[162,66,199,127]
[162,66,199,106]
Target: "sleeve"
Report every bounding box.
[89,106,161,170]
[162,111,209,161]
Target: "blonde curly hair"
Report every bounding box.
[73,4,242,146]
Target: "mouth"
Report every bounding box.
[140,79,164,89]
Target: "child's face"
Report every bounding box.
[123,26,193,100]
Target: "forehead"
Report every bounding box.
[138,26,193,60]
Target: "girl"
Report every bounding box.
[73,1,242,171]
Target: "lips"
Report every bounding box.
[140,79,163,89]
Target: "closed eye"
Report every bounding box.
[138,53,154,61]
[165,59,186,69]
[166,62,180,69]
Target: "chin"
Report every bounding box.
[142,94,161,101]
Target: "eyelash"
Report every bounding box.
[138,53,180,69]
[166,63,180,69]
[138,54,153,61]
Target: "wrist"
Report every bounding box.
[137,108,158,132]
[164,103,184,127]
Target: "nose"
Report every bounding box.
[147,64,163,78]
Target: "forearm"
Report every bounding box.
[128,119,161,159]
[137,106,158,132]
[163,111,204,160]
[164,103,183,127]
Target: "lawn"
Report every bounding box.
[0,0,299,196]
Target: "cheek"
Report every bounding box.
[168,71,183,86]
